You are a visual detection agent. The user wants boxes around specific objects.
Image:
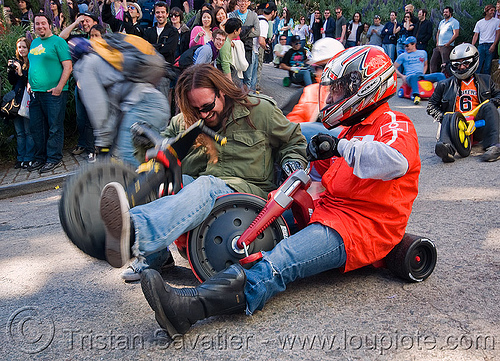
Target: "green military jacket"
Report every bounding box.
[163,94,307,199]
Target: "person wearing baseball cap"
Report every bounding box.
[102,1,144,37]
[280,35,312,86]
[394,36,446,104]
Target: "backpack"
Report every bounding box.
[91,33,166,84]
[173,45,203,70]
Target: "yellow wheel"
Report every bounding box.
[449,112,472,157]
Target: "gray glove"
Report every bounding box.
[282,160,303,177]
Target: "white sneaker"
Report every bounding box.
[122,256,148,282]
[121,252,175,282]
[100,182,131,268]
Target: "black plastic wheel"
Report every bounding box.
[449,112,472,158]
[385,233,437,282]
[187,193,288,282]
[59,159,157,260]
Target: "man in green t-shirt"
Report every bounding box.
[27,13,72,173]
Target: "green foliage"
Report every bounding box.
[0,25,26,95]
[0,25,27,162]
[277,0,485,48]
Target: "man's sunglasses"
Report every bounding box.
[196,93,217,113]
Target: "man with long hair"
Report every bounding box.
[99,64,307,281]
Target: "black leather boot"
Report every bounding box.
[140,264,247,337]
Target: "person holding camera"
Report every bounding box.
[381,11,400,61]
[8,37,34,169]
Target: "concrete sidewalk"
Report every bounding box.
[0,150,88,200]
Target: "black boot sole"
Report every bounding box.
[140,269,181,338]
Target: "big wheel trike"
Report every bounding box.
[439,100,488,158]
[59,121,437,283]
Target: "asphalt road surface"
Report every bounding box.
[0,63,499,361]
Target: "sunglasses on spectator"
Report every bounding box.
[170,13,180,17]
[127,5,136,9]
[196,93,217,113]
[404,43,414,47]
[335,11,341,14]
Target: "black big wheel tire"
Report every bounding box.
[59,159,157,260]
[449,112,472,158]
[385,233,437,282]
[187,193,288,282]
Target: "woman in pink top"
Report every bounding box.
[190,10,215,47]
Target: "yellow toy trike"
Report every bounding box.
[442,100,488,158]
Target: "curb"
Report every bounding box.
[0,171,75,200]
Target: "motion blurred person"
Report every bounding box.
[97,64,307,281]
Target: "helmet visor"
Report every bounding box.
[319,70,362,127]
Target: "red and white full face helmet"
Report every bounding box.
[319,45,397,129]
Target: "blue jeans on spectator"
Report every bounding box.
[13,115,34,162]
[244,223,346,314]
[477,43,494,75]
[345,40,356,48]
[29,91,68,164]
[382,43,396,62]
[245,51,259,90]
[406,72,446,97]
[243,51,257,88]
[130,175,234,257]
[249,51,260,91]
[115,90,169,168]
[291,69,313,86]
[75,86,94,154]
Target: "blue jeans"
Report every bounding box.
[345,40,356,48]
[247,52,259,90]
[75,86,94,153]
[477,43,494,75]
[406,73,446,97]
[114,91,169,168]
[130,175,234,257]
[291,69,313,86]
[243,51,257,88]
[382,43,396,62]
[299,122,341,142]
[29,91,68,163]
[243,223,346,314]
[13,115,34,162]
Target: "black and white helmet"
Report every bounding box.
[449,43,479,80]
